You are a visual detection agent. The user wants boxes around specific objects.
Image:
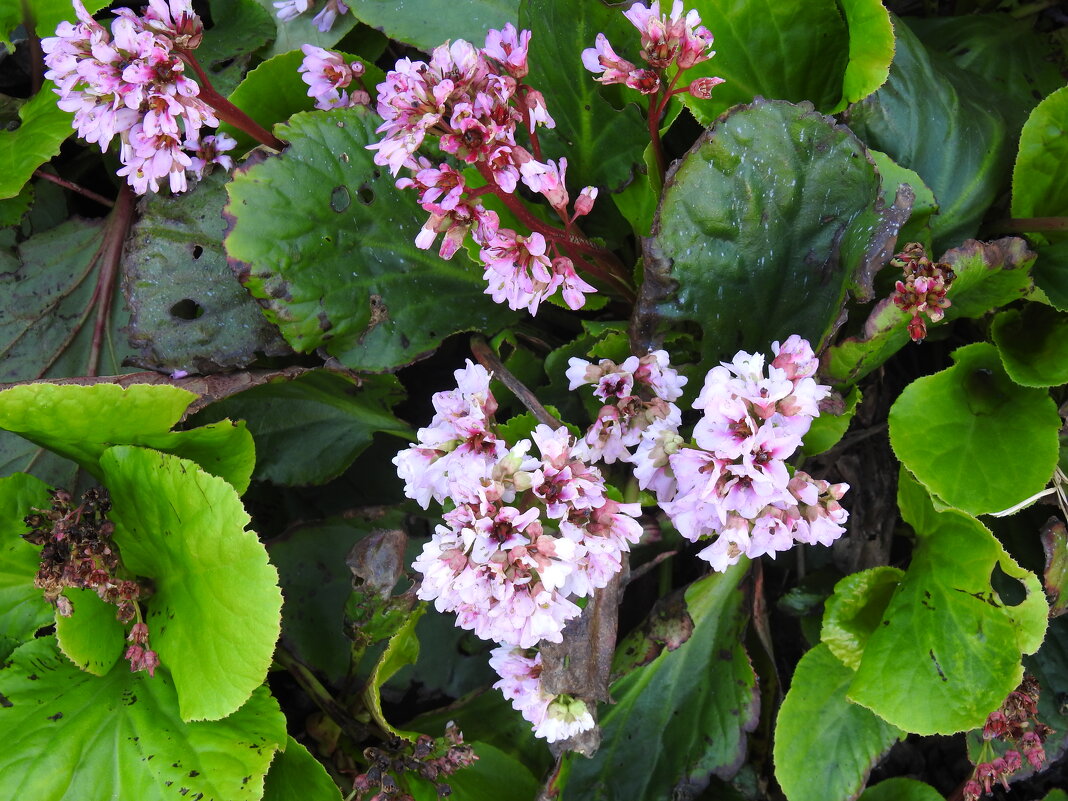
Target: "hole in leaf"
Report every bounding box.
[331,185,351,213]
[357,184,374,205]
[192,244,203,259]
[990,562,1026,607]
[170,299,204,320]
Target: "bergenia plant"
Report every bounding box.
[1,1,1067,801]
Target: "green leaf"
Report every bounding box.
[888,342,1060,516]
[0,85,72,199]
[821,567,904,671]
[262,736,343,801]
[518,0,648,191]
[100,446,283,721]
[1042,519,1068,618]
[909,14,1066,134]
[1023,615,1068,773]
[868,149,937,248]
[0,637,287,801]
[1034,241,1068,311]
[0,383,256,493]
[225,106,516,371]
[346,0,516,51]
[846,471,1049,735]
[682,0,849,126]
[363,603,426,739]
[123,170,290,373]
[773,643,903,801]
[991,303,1068,388]
[0,473,52,653]
[562,561,758,801]
[0,181,33,226]
[826,237,1036,388]
[858,778,944,801]
[1012,85,1068,244]
[218,50,315,154]
[847,19,1012,251]
[53,587,125,676]
[197,0,277,95]
[251,0,360,59]
[1043,793,1068,801]
[635,99,893,368]
[801,385,860,458]
[409,741,539,801]
[194,371,408,486]
[833,0,895,112]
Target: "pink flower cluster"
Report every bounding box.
[604,337,848,571]
[369,26,599,315]
[298,45,370,110]
[42,0,235,194]
[395,361,641,739]
[273,0,349,33]
[890,242,955,343]
[565,350,687,468]
[582,1,724,99]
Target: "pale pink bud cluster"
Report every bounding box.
[396,361,641,740]
[582,1,723,99]
[489,647,595,743]
[566,350,687,469]
[42,0,235,194]
[630,336,849,571]
[273,0,349,33]
[369,26,599,315]
[298,44,370,110]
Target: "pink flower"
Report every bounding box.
[483,23,531,78]
[299,44,362,110]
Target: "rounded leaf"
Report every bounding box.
[888,342,1060,516]
[100,446,283,721]
[1012,85,1068,243]
[992,304,1068,388]
[821,567,904,671]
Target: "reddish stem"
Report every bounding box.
[470,335,562,430]
[34,170,115,208]
[179,51,285,151]
[87,185,135,377]
[648,90,668,184]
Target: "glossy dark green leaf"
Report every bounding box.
[774,643,903,801]
[1012,85,1068,245]
[888,342,1059,516]
[635,99,895,368]
[100,446,283,721]
[909,14,1065,133]
[991,303,1068,388]
[347,0,516,51]
[821,567,904,671]
[846,19,1012,251]
[218,50,316,155]
[800,385,860,458]
[519,0,648,191]
[0,637,287,800]
[123,171,290,373]
[196,0,277,95]
[682,0,849,126]
[562,561,758,801]
[868,149,937,248]
[0,85,73,200]
[847,471,1048,734]
[225,107,516,370]
[826,237,1036,386]
[1023,616,1068,770]
[194,370,408,486]
[1034,241,1068,311]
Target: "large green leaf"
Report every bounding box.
[909,14,1066,134]
[682,0,849,126]
[262,736,343,801]
[846,471,1048,734]
[196,0,277,95]
[346,0,516,51]
[0,473,53,655]
[225,106,516,370]
[194,370,408,486]
[53,586,125,676]
[518,0,648,192]
[858,778,944,801]
[1012,85,1068,245]
[635,99,894,368]
[991,303,1068,388]
[826,237,1036,386]
[100,446,283,721]
[774,643,903,801]
[820,567,904,672]
[846,19,1012,251]
[0,637,287,801]
[562,561,758,801]
[0,383,255,493]
[888,342,1059,516]
[123,171,290,373]
[0,85,72,200]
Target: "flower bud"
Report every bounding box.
[687,76,725,99]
